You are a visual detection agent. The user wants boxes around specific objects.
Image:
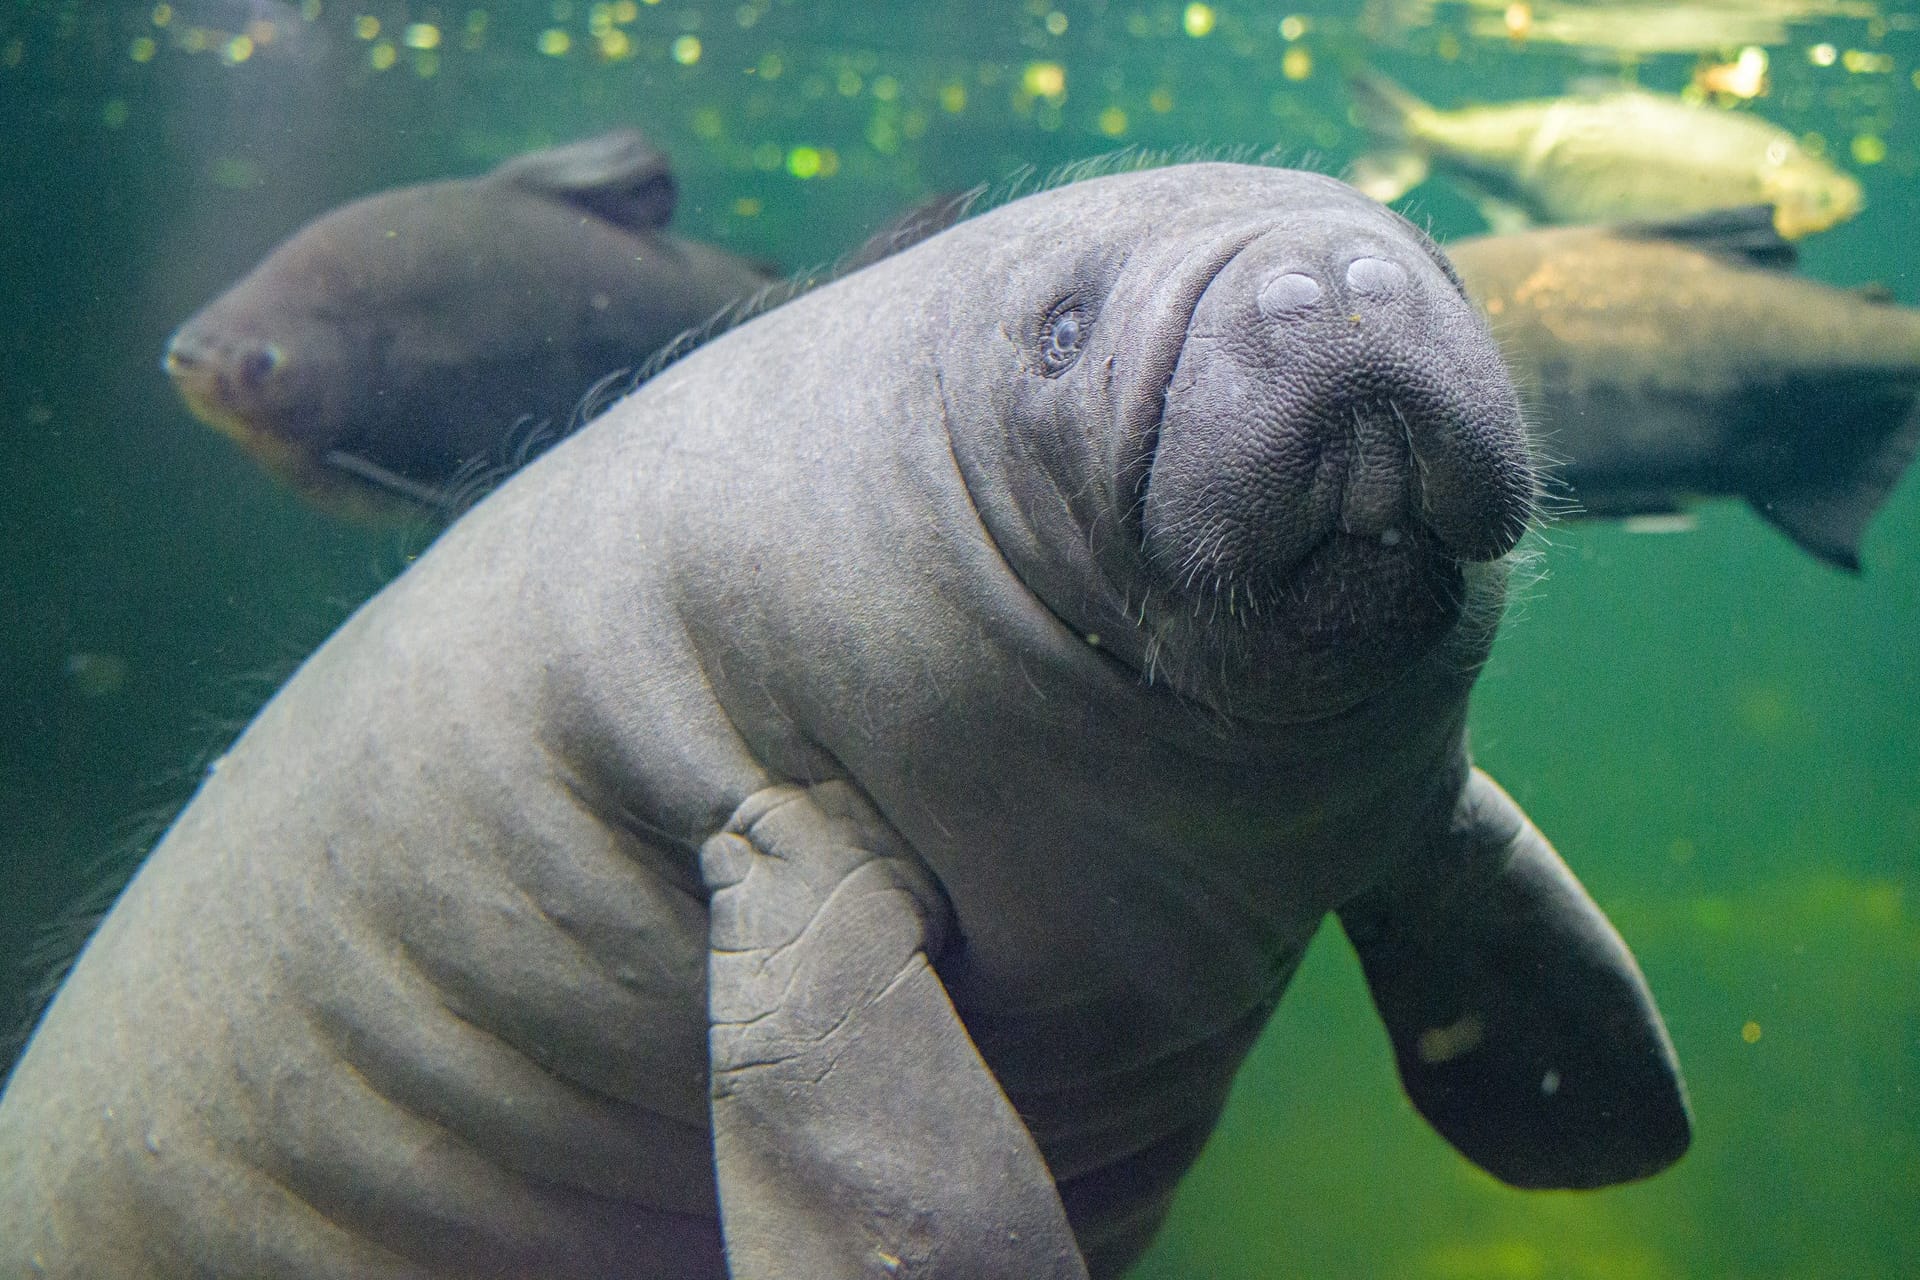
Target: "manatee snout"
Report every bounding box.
[1142,226,1535,600]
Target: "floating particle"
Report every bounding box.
[671,35,700,64]
[1045,10,1067,35]
[1741,1020,1762,1044]
[1503,2,1530,39]
[368,38,396,68]
[692,107,722,139]
[1851,133,1886,165]
[129,35,157,61]
[1098,105,1127,136]
[1022,60,1065,100]
[872,74,898,101]
[101,99,130,128]
[940,81,966,112]
[1149,86,1174,113]
[403,22,440,49]
[413,48,439,76]
[1808,42,1836,67]
[152,3,173,26]
[1282,45,1311,80]
[353,14,379,39]
[598,28,630,57]
[732,196,762,217]
[614,0,638,18]
[756,51,782,78]
[1279,14,1305,40]
[1842,49,1894,74]
[1183,3,1215,38]
[751,141,782,169]
[837,68,861,96]
[300,0,321,19]
[222,34,254,62]
[538,28,570,55]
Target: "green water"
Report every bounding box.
[2,1,1916,1275]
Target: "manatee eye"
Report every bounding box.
[1041,306,1088,374]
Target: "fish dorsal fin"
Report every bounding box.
[1615,205,1796,271]
[489,129,677,232]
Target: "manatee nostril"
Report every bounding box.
[1345,256,1408,296]
[1257,271,1323,318]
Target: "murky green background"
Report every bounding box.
[3,1,1916,1275]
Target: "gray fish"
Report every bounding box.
[1349,73,1864,239]
[163,130,777,513]
[1448,206,1920,570]
[2,163,1685,1277]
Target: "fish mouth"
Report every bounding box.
[164,352,315,483]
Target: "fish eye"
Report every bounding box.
[1041,305,1088,374]
[237,343,283,389]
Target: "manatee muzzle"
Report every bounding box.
[1140,229,1535,602]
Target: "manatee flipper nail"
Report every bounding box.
[703,782,1089,1280]
[1338,767,1691,1189]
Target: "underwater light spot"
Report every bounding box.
[1851,133,1887,165]
[1022,60,1066,100]
[1741,1020,1763,1044]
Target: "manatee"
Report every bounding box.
[0,162,1689,1278]
[162,129,777,512]
[1448,206,1920,571]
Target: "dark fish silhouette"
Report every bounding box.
[163,130,777,512]
[1448,207,1920,570]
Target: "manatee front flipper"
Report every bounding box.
[1339,767,1690,1189]
[702,781,1089,1280]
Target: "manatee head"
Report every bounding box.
[937,163,1536,722]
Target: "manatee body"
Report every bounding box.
[1,164,1689,1278]
[163,130,776,511]
[1448,207,1920,570]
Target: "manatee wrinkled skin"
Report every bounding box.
[163,130,776,511]
[0,163,1689,1279]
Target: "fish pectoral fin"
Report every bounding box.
[1345,150,1430,205]
[318,450,457,512]
[1616,204,1797,272]
[1338,767,1691,1190]
[489,127,678,231]
[704,781,1089,1280]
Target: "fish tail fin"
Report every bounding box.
[1348,71,1432,143]
[1749,392,1920,572]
